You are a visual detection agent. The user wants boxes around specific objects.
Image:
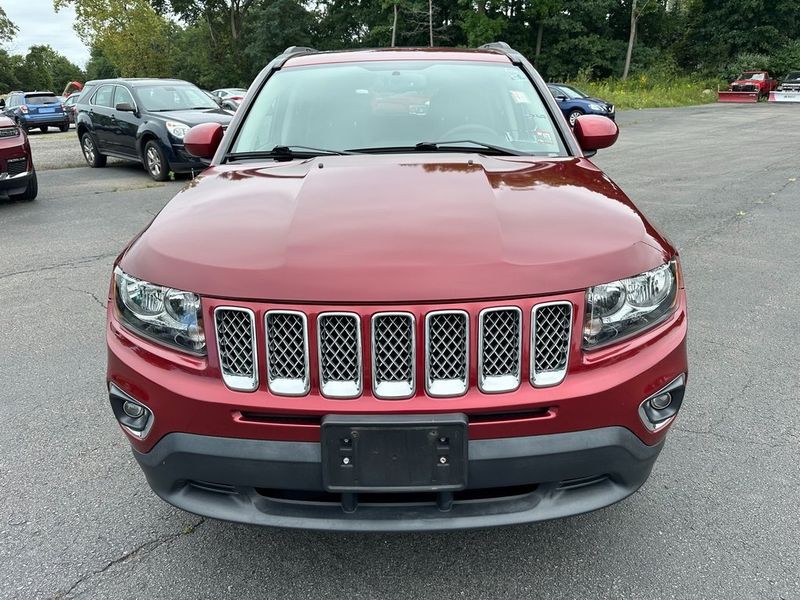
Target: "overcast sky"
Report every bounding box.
[4,0,89,67]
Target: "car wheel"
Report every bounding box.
[11,169,37,201]
[81,132,107,168]
[40,126,49,133]
[60,123,69,132]
[568,110,583,127]
[15,118,27,133]
[144,140,170,182]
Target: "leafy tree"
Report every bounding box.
[54,0,176,77]
[0,6,18,44]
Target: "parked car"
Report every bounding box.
[0,115,37,200]
[106,43,688,531]
[211,87,247,110]
[547,83,615,126]
[777,70,800,92]
[75,78,233,181]
[718,70,778,102]
[1,91,70,133]
[63,92,80,125]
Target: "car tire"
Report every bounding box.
[15,118,27,133]
[11,169,37,201]
[60,123,69,132]
[568,110,584,127]
[143,140,170,182]
[81,132,107,168]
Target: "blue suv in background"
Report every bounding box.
[547,83,615,127]
[1,91,70,133]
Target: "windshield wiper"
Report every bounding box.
[347,140,524,156]
[226,145,355,161]
[414,140,524,155]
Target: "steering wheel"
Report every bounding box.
[437,123,498,142]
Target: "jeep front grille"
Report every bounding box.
[317,313,362,398]
[265,310,309,396]
[531,302,573,387]
[214,307,258,391]
[213,301,574,397]
[372,312,415,399]
[478,307,522,393]
[425,311,469,397]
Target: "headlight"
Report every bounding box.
[165,120,190,139]
[114,267,206,354]
[583,261,679,348]
[588,103,604,111]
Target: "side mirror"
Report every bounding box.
[184,122,224,160]
[573,115,618,155]
[115,102,135,112]
[0,99,5,109]
[555,95,568,101]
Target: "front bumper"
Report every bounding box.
[134,425,663,531]
[0,169,32,195]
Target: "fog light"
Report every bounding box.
[122,400,145,418]
[109,384,154,439]
[638,374,686,432]
[649,392,672,410]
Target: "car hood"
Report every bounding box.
[149,108,232,127]
[121,155,673,303]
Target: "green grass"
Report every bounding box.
[568,76,724,110]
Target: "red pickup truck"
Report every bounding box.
[719,70,778,102]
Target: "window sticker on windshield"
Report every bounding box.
[534,130,554,144]
[510,90,530,104]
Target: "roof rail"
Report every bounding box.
[478,41,524,64]
[281,46,318,58]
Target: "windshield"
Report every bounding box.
[556,85,587,99]
[741,73,765,81]
[136,84,218,111]
[25,94,58,104]
[785,72,800,81]
[232,61,566,156]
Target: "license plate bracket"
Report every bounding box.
[321,414,468,492]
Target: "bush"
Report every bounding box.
[568,74,723,110]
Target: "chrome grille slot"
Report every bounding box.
[478,307,522,393]
[317,312,362,398]
[372,312,415,399]
[425,310,469,397]
[215,307,258,391]
[265,310,309,396]
[531,302,572,387]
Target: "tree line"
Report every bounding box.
[4,1,800,93]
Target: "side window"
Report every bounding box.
[92,85,115,108]
[8,95,17,107]
[114,86,135,108]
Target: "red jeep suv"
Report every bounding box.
[106,44,688,531]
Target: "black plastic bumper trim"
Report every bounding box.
[132,426,664,531]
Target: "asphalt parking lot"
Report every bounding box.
[1,103,799,599]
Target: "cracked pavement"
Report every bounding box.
[1,103,799,599]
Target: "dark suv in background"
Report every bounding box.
[1,91,70,133]
[75,78,232,181]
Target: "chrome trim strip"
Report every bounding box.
[424,309,470,398]
[638,374,685,432]
[317,311,362,399]
[264,309,310,397]
[531,301,573,388]
[214,306,258,392]
[478,306,522,394]
[371,311,416,400]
